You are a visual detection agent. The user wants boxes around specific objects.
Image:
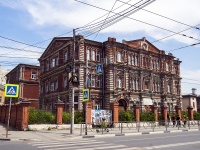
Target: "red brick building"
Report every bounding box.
[39,36,182,113]
[5,64,40,108]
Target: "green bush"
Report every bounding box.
[62,111,71,124]
[62,111,84,124]
[74,111,84,124]
[119,110,135,122]
[140,111,155,121]
[193,111,200,120]
[29,107,55,124]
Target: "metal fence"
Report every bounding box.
[80,120,200,136]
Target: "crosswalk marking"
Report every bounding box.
[37,141,105,148]
[46,143,115,150]
[28,139,130,150]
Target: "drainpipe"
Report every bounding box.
[102,43,105,109]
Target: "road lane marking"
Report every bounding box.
[144,141,200,149]
[113,133,200,142]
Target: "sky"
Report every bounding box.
[0,0,200,95]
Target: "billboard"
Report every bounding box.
[91,110,112,125]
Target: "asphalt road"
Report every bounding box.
[1,131,200,150]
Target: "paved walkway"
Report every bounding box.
[0,123,199,141]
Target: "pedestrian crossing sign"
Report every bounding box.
[83,89,89,102]
[96,64,103,75]
[4,84,19,97]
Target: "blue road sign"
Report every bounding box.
[4,84,19,97]
[83,89,89,102]
[96,64,103,75]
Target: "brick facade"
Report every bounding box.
[39,36,182,114]
[5,64,40,108]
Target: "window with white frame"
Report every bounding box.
[117,76,122,88]
[55,57,59,66]
[166,62,169,71]
[31,72,37,79]
[136,79,139,90]
[128,55,131,65]
[86,49,90,60]
[97,51,101,62]
[50,82,54,91]
[167,84,170,93]
[132,79,135,89]
[135,55,138,66]
[157,83,160,92]
[97,76,101,87]
[63,76,67,88]
[51,58,55,68]
[91,75,95,87]
[64,51,68,61]
[95,102,101,110]
[91,50,95,61]
[117,51,122,62]
[132,55,135,65]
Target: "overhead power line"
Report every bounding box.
[75,0,200,43]
[93,0,118,40]
[167,42,200,52]
[0,35,45,49]
[0,45,43,54]
[117,0,200,31]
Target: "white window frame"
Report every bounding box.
[167,84,170,93]
[97,51,101,62]
[117,77,122,88]
[117,51,122,62]
[55,57,59,66]
[97,76,101,87]
[136,79,139,90]
[64,51,68,61]
[166,62,169,71]
[132,55,135,65]
[86,49,90,60]
[128,55,131,65]
[31,72,37,79]
[51,58,55,68]
[91,75,95,87]
[63,76,67,88]
[50,82,54,91]
[135,55,138,66]
[132,79,135,90]
[91,50,95,61]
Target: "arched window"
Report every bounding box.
[166,62,169,71]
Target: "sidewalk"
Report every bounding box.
[0,123,199,141]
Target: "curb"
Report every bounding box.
[1,129,199,141]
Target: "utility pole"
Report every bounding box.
[70,29,75,134]
[85,50,89,135]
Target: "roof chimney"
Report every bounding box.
[192,88,197,95]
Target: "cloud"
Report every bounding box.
[181,69,200,95]
[1,0,199,45]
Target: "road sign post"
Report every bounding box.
[4,84,19,138]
